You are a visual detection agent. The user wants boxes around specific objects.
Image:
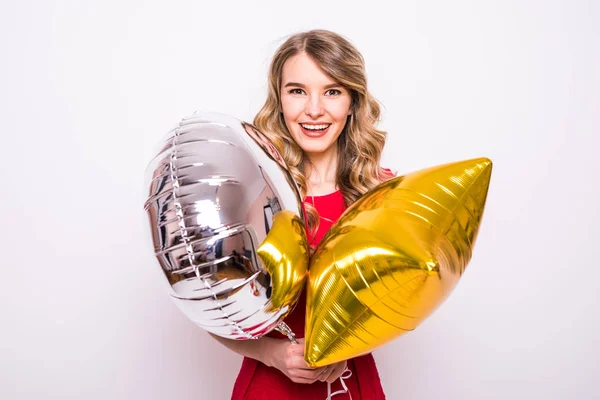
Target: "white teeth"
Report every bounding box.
[301,123,330,130]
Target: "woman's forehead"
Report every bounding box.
[280,53,339,88]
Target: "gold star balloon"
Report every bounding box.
[257,209,309,314]
[304,158,492,367]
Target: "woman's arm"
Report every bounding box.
[208,333,346,384]
[208,332,275,366]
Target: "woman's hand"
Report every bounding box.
[319,358,348,384]
[264,338,348,384]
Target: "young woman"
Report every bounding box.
[212,29,394,399]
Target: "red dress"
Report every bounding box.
[231,190,387,400]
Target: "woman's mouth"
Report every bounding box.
[299,123,332,138]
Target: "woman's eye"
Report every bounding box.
[289,88,305,95]
[325,89,342,96]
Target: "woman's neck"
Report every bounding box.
[304,145,339,196]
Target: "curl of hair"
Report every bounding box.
[254,29,394,241]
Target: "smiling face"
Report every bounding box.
[279,52,352,157]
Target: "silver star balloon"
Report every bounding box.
[144,112,308,340]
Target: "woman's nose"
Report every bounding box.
[304,96,324,118]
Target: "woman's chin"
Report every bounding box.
[291,130,341,157]
[300,143,335,156]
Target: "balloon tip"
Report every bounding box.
[479,157,493,168]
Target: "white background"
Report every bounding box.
[1,0,599,399]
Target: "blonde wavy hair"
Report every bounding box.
[254,29,394,237]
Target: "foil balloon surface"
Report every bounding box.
[305,158,492,366]
[144,112,308,340]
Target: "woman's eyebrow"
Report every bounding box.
[283,82,342,89]
[284,82,305,88]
